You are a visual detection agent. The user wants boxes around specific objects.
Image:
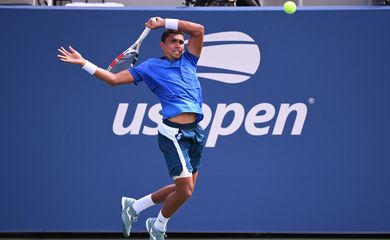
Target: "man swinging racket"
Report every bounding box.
[57,17,205,240]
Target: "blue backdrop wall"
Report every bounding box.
[0,6,389,233]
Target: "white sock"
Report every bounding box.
[132,194,155,214]
[154,210,169,232]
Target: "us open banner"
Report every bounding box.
[0,6,389,233]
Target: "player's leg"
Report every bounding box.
[121,184,176,237]
[150,170,198,201]
[161,176,194,217]
[150,184,176,203]
[145,171,197,207]
[154,129,195,227]
[146,176,194,240]
[146,121,203,239]
[151,170,198,203]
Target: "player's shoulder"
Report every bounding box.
[183,50,199,65]
[184,50,199,58]
[135,58,159,69]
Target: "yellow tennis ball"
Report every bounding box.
[283,1,296,15]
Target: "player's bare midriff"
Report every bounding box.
[169,112,196,124]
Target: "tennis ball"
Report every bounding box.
[283,1,296,15]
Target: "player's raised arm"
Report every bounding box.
[57,46,134,86]
[146,17,204,57]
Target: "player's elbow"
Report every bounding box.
[108,75,120,86]
[108,72,132,86]
[196,24,204,36]
[192,24,204,37]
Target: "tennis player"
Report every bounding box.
[57,17,205,240]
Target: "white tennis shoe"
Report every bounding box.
[121,197,138,237]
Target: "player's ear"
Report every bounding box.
[160,41,164,49]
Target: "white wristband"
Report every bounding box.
[82,60,98,75]
[165,18,179,30]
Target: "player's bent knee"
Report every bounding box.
[176,185,193,200]
[178,188,193,200]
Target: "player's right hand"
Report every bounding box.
[145,17,163,30]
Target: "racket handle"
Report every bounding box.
[137,27,151,43]
[136,18,157,44]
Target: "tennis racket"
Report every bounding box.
[107,20,155,73]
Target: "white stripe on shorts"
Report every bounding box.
[158,122,192,180]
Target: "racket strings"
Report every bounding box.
[108,42,142,73]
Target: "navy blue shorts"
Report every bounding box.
[158,119,205,180]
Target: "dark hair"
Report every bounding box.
[161,30,184,42]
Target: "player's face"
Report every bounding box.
[161,34,185,60]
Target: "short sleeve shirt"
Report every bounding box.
[129,51,203,122]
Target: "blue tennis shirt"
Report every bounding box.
[129,51,203,122]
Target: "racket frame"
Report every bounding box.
[107,27,152,72]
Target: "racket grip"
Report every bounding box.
[135,18,157,44]
[136,18,156,43]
